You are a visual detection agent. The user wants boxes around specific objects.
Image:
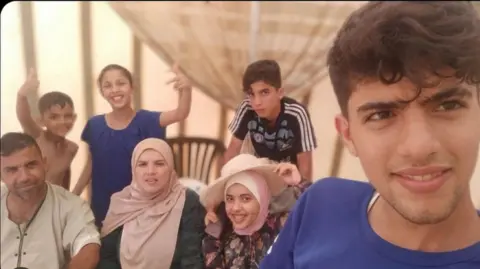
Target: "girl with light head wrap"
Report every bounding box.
[97,138,205,269]
[200,154,311,269]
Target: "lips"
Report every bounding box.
[230,214,246,223]
[111,95,124,102]
[393,166,451,194]
[144,178,158,185]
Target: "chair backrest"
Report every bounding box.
[166,137,226,184]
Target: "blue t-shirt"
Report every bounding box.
[260,178,480,269]
[81,109,166,226]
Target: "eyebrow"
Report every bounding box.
[356,86,473,113]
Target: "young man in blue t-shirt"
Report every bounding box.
[261,2,480,269]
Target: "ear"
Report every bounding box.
[36,116,45,128]
[277,87,285,99]
[334,114,357,157]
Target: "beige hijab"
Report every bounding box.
[101,138,186,269]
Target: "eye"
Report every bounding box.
[241,196,252,202]
[435,100,464,112]
[260,90,269,95]
[155,161,165,167]
[365,110,395,122]
[137,162,147,167]
[225,196,234,202]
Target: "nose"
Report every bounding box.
[18,167,32,183]
[251,95,262,108]
[146,164,156,175]
[397,112,440,163]
[231,200,242,211]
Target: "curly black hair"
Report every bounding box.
[327,1,480,116]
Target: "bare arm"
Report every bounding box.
[16,68,42,138]
[159,63,193,127]
[72,149,92,195]
[296,151,313,181]
[68,243,100,269]
[159,87,192,127]
[222,137,244,166]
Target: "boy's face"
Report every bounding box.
[336,75,480,225]
[246,80,284,119]
[40,104,76,137]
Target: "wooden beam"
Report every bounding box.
[218,105,228,143]
[80,1,94,200]
[19,1,39,117]
[132,36,143,110]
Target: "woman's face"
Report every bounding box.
[225,183,260,229]
[134,149,171,194]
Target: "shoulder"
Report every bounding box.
[298,178,374,211]
[50,184,91,214]
[66,140,79,155]
[181,188,205,219]
[183,188,203,212]
[282,97,310,118]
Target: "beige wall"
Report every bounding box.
[1,2,479,206]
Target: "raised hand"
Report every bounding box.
[19,68,40,97]
[205,210,219,226]
[165,63,192,91]
[274,162,302,186]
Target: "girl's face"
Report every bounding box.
[225,183,260,230]
[100,69,133,110]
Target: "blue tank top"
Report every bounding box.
[81,110,166,226]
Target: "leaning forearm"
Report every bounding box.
[68,258,98,269]
[68,244,100,269]
[298,164,312,182]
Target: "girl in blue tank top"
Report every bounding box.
[72,63,192,227]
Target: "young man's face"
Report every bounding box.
[336,76,480,224]
[247,80,284,119]
[40,104,77,137]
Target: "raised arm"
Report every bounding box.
[159,63,192,127]
[16,68,42,138]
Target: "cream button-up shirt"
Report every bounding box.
[1,183,101,269]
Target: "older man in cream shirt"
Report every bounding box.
[0,132,100,269]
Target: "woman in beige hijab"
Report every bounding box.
[96,138,205,269]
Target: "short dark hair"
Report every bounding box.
[242,59,282,92]
[327,1,480,116]
[0,132,41,157]
[97,64,133,88]
[38,91,74,114]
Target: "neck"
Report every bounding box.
[265,103,282,124]
[111,105,135,120]
[44,130,65,143]
[7,184,47,222]
[370,193,480,252]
